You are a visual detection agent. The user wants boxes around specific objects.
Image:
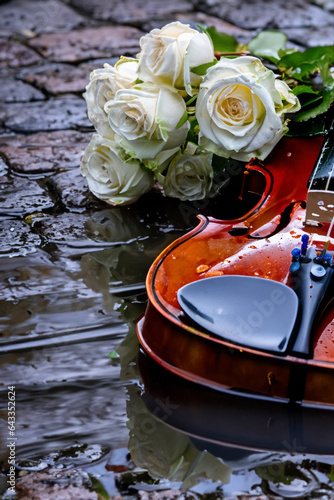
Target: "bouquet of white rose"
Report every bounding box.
[81,22,334,206]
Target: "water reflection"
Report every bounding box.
[116,324,334,497]
[2,200,334,498]
[126,384,232,490]
[0,206,176,470]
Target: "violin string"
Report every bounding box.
[326,213,334,238]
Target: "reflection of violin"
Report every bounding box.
[137,115,334,407]
[138,350,334,456]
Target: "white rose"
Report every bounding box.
[80,135,154,206]
[274,79,301,116]
[137,22,214,93]
[196,56,300,162]
[84,57,138,138]
[163,144,214,201]
[105,83,189,160]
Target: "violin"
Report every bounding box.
[137,115,334,407]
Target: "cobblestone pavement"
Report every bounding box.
[0,0,334,498]
[1,0,333,249]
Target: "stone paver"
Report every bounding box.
[0,174,54,216]
[283,26,334,47]
[15,468,98,500]
[32,213,102,247]
[18,62,104,95]
[47,168,103,211]
[0,38,42,68]
[1,75,45,102]
[0,156,54,215]
[0,130,91,174]
[0,0,89,35]
[27,26,143,62]
[68,0,194,24]
[0,219,42,256]
[0,97,91,133]
[200,0,334,45]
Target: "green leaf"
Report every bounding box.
[248,30,287,62]
[293,88,334,122]
[292,85,328,110]
[89,474,110,500]
[176,109,189,129]
[186,94,198,106]
[292,85,319,96]
[191,59,217,76]
[299,94,323,108]
[187,118,200,143]
[206,26,238,53]
[286,116,326,137]
[278,45,334,86]
[327,465,334,482]
[108,350,120,359]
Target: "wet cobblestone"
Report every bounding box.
[201,0,334,34]
[1,0,332,241]
[0,97,91,133]
[0,219,42,255]
[18,62,103,95]
[27,26,143,62]
[0,38,42,68]
[0,74,45,102]
[0,130,92,174]
[0,0,90,35]
[0,174,54,217]
[68,0,195,24]
[47,168,104,211]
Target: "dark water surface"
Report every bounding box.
[1,198,334,498]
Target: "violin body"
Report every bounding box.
[137,133,334,407]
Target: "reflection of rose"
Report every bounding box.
[164,148,214,201]
[137,22,214,93]
[80,135,154,206]
[196,56,300,162]
[85,209,148,243]
[105,83,189,160]
[78,210,177,310]
[126,386,199,481]
[126,385,232,488]
[84,58,138,139]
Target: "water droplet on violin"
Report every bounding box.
[250,245,256,249]
[254,271,260,276]
[196,264,209,273]
[238,255,243,260]
[287,152,292,157]
[310,284,313,288]
[224,259,231,264]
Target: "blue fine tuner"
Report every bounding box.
[301,234,309,255]
[290,260,301,273]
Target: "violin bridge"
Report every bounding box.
[305,190,334,226]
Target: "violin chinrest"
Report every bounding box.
[177,276,299,354]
